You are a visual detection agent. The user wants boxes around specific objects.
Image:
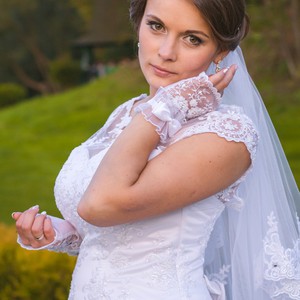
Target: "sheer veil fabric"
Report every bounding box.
[204,47,300,299]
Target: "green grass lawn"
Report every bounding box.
[0,61,299,225]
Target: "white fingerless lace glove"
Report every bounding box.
[17,215,82,256]
[135,72,221,142]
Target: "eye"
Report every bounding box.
[185,35,203,46]
[146,20,164,32]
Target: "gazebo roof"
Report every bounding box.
[75,0,134,47]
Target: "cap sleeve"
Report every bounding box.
[171,104,259,209]
[172,104,259,163]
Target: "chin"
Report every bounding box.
[147,76,178,93]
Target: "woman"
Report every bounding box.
[12,0,300,299]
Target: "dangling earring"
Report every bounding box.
[137,42,140,48]
[215,60,222,73]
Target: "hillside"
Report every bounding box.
[0,57,299,225]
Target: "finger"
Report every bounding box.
[209,64,237,92]
[31,211,47,241]
[16,212,29,245]
[15,212,31,245]
[30,212,56,248]
[209,67,230,86]
[30,215,55,248]
[213,65,238,93]
[16,205,40,243]
[11,212,22,221]
[43,217,55,243]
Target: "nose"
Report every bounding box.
[158,36,177,61]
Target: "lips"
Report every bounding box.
[150,64,177,77]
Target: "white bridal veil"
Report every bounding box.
[204,47,300,299]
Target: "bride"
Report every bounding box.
[13,0,300,299]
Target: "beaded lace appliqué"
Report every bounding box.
[48,233,82,256]
[263,212,300,299]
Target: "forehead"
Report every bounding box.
[144,0,210,32]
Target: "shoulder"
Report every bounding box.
[173,104,259,161]
[105,94,147,122]
[206,105,259,150]
[82,94,147,146]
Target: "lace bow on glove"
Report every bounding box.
[135,72,221,142]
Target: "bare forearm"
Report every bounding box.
[99,113,159,186]
[77,113,160,225]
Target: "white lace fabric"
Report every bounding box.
[263,212,300,299]
[135,72,221,143]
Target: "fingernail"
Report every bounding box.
[11,212,16,218]
[223,67,229,74]
[41,211,47,215]
[30,205,39,210]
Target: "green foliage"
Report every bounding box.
[50,56,82,89]
[94,41,136,63]
[245,1,300,81]
[0,0,84,93]
[0,224,76,299]
[69,0,93,28]
[0,83,27,108]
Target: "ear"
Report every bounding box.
[213,50,229,64]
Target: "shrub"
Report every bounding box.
[0,83,27,108]
[0,224,76,299]
[50,57,82,89]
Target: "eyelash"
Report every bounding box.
[146,20,204,47]
[146,20,164,32]
[185,35,203,46]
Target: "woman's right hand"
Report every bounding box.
[12,205,55,248]
[134,66,237,143]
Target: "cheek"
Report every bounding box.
[138,24,153,52]
[180,61,208,78]
[181,53,214,77]
[138,36,150,65]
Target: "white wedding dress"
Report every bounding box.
[17,47,300,299]
[48,94,257,300]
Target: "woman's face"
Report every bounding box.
[138,0,221,96]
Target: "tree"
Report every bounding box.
[0,0,83,94]
[70,0,93,29]
[248,0,300,80]
[283,0,300,79]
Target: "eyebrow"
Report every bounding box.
[184,30,210,39]
[145,14,210,39]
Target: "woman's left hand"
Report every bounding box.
[12,205,55,248]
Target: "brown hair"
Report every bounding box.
[129,0,249,52]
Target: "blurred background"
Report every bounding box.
[0,0,299,298]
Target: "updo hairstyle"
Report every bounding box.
[129,0,249,52]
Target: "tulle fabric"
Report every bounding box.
[204,47,300,299]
